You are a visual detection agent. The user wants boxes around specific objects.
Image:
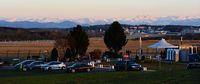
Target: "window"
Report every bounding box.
[189,48,192,54]
[193,47,196,54]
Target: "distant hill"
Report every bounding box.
[0,20,77,28]
[0,27,27,34]
[0,27,67,41]
[0,25,200,41]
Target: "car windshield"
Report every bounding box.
[128,61,135,64]
[70,63,78,67]
[80,64,87,67]
[116,61,135,65]
[67,63,75,66]
[30,62,43,65]
[116,61,125,65]
[130,63,139,66]
[47,62,60,65]
[70,63,84,67]
[22,60,34,65]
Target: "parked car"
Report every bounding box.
[41,61,66,71]
[14,60,35,70]
[0,59,3,66]
[187,62,200,69]
[66,63,94,73]
[114,61,143,71]
[66,62,75,67]
[23,61,45,71]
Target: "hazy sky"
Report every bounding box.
[0,0,199,19]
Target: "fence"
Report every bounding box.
[0,50,51,61]
[0,40,54,62]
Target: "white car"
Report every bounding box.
[41,61,66,71]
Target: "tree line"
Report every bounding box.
[0,27,68,41]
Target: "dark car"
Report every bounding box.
[114,61,143,71]
[66,63,94,73]
[187,62,200,69]
[23,61,45,71]
[14,60,35,71]
[0,59,3,67]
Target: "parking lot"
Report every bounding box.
[0,62,199,84]
[0,66,114,72]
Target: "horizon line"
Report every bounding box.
[1,15,200,22]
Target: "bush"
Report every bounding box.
[89,49,102,60]
[141,56,145,62]
[102,51,121,58]
[135,55,139,62]
[51,48,58,61]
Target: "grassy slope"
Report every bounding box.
[0,63,199,84]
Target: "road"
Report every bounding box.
[0,66,114,72]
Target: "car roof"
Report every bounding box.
[47,61,61,64]
[24,60,35,62]
[116,61,134,62]
[49,61,60,63]
[188,62,200,64]
[20,60,35,63]
[32,61,43,63]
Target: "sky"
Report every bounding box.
[0,0,200,20]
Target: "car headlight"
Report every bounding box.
[131,66,136,68]
[44,67,49,70]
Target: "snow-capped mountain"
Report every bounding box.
[0,16,200,28]
[71,16,200,26]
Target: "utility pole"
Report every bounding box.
[17,50,20,59]
[139,37,142,59]
[6,50,9,61]
[181,36,183,45]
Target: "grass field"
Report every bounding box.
[0,41,53,59]
[0,38,199,59]
[0,63,199,84]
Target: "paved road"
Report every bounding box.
[0,66,114,72]
[0,66,14,70]
[91,68,115,72]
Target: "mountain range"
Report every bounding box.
[0,16,200,28]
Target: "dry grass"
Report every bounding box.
[0,41,54,58]
[88,38,200,53]
[0,38,199,59]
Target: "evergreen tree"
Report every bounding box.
[104,21,128,54]
[51,48,58,61]
[64,48,72,61]
[68,25,89,60]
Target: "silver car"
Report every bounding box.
[41,61,66,71]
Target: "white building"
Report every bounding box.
[166,45,199,62]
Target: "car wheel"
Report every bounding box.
[48,67,52,71]
[87,68,91,72]
[61,67,66,70]
[71,69,75,73]
[23,68,27,71]
[115,67,120,71]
